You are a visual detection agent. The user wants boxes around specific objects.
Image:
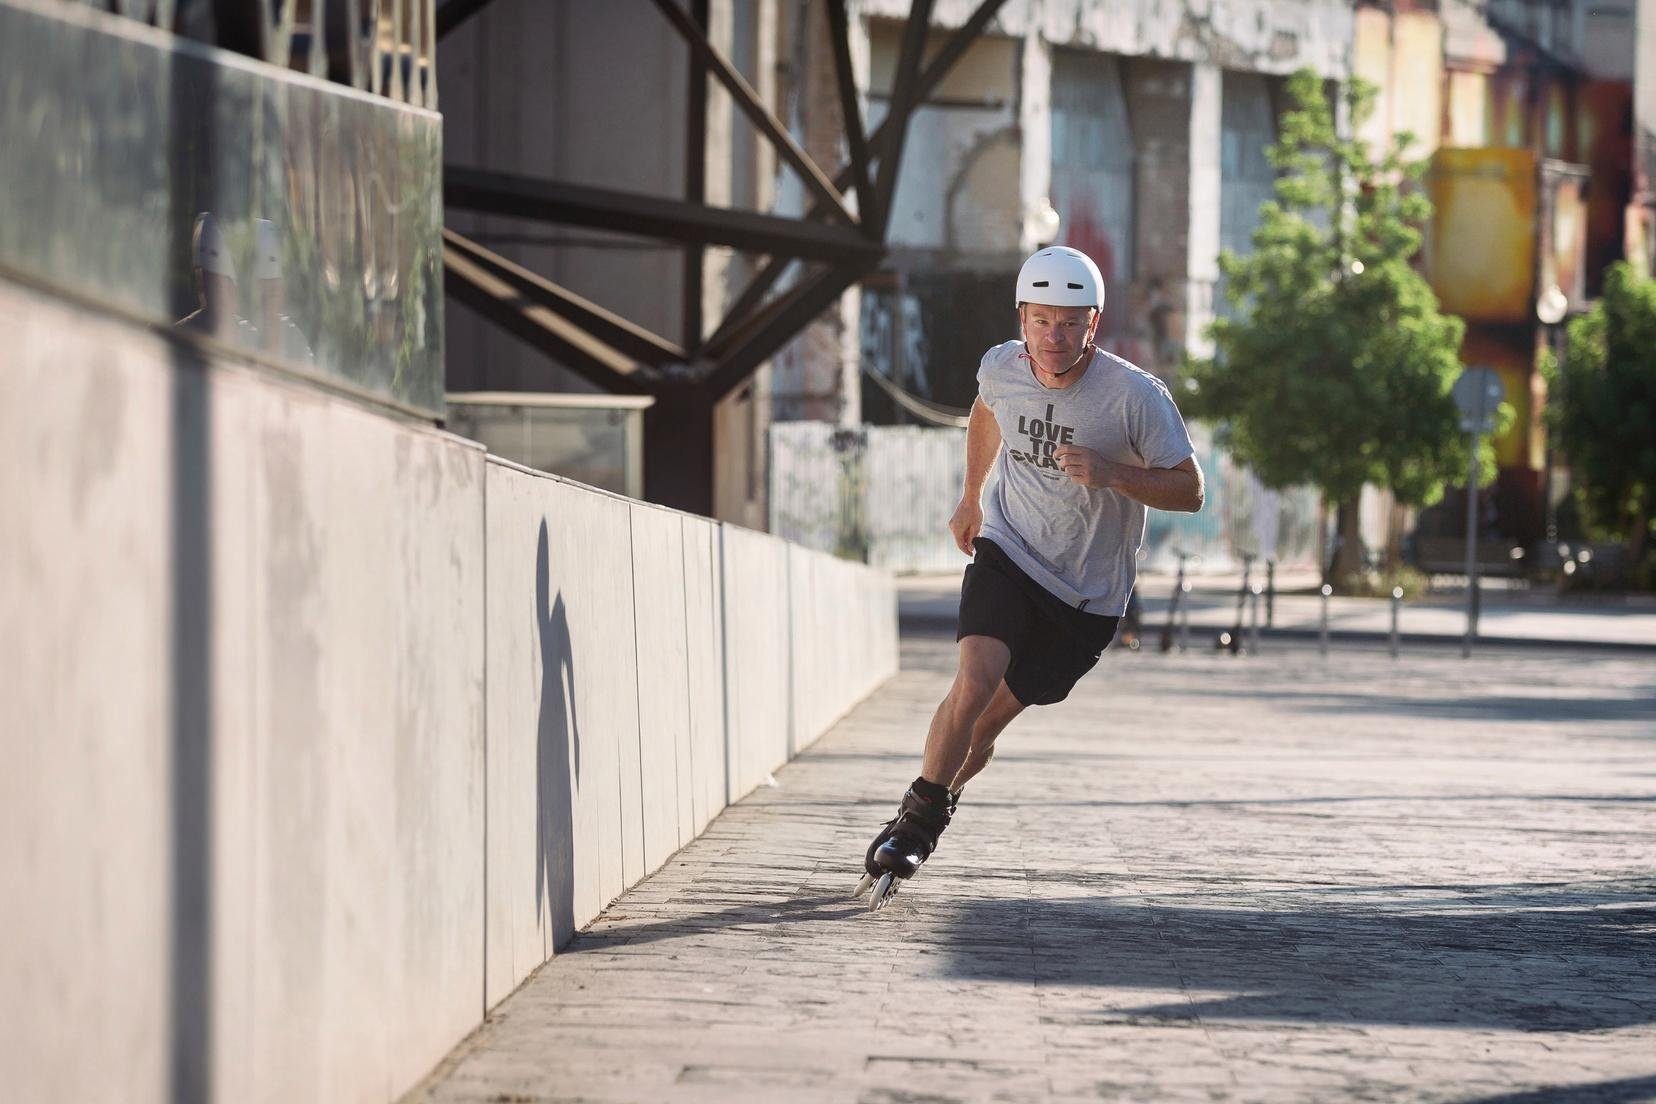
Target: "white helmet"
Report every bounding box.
[1015,246,1104,310]
[192,212,236,278]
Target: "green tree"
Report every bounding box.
[1186,69,1475,588]
[1544,262,1656,581]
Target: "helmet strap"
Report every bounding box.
[1019,340,1093,379]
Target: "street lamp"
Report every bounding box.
[1024,197,1061,250]
[1536,283,1568,546]
[1536,283,1568,326]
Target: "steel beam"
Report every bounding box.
[700,263,823,362]
[704,258,880,400]
[643,381,718,516]
[825,0,875,232]
[708,0,1009,347]
[444,166,883,262]
[443,241,656,395]
[873,0,935,236]
[650,0,857,228]
[443,228,686,366]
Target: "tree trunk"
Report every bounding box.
[1327,497,1366,591]
[1628,490,1650,587]
[1384,500,1408,572]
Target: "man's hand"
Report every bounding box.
[949,497,983,556]
[1055,447,1205,512]
[1054,445,1119,490]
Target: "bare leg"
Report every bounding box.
[947,681,1026,792]
[919,635,1012,788]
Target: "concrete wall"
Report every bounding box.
[0,280,487,1104]
[0,275,898,1103]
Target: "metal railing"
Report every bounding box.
[60,0,437,106]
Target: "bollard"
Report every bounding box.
[1248,583,1262,655]
[1390,586,1402,659]
[1319,583,1332,656]
[1265,561,1276,627]
[1178,580,1191,653]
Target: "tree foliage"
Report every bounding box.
[1186,70,1474,514]
[1544,262,1656,568]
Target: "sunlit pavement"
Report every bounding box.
[409,632,1656,1103]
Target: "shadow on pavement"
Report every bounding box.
[939,889,1656,1032]
[1451,1074,1656,1103]
[568,894,868,952]
[1169,684,1656,726]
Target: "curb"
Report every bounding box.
[897,611,1656,655]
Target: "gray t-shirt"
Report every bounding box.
[976,339,1195,615]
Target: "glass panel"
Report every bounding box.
[0,0,444,415]
[446,396,650,500]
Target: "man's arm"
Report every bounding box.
[962,396,1001,503]
[1054,449,1205,513]
[949,397,1001,553]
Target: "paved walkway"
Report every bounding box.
[410,633,1656,1103]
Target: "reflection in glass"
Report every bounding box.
[0,0,444,415]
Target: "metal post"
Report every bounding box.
[1463,426,1480,659]
[1178,580,1191,653]
[1248,583,1262,655]
[1390,586,1402,659]
[1319,583,1331,657]
[1265,560,1276,627]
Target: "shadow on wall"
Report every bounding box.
[168,36,219,1103]
[535,521,579,953]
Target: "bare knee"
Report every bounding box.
[952,639,1009,716]
[950,668,1000,718]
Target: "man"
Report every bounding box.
[857,246,1204,909]
[175,212,240,340]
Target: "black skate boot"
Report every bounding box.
[854,778,957,910]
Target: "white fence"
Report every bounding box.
[770,421,1323,573]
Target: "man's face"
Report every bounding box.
[1020,303,1098,374]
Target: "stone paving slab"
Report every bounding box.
[407,633,1656,1104]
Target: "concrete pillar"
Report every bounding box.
[769,0,861,425]
[1126,59,1214,378]
[1018,30,1053,254]
[1186,61,1222,360]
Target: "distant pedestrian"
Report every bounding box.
[857,247,1204,909]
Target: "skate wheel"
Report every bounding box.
[869,872,896,911]
[852,873,875,899]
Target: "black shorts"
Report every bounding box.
[956,538,1120,707]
